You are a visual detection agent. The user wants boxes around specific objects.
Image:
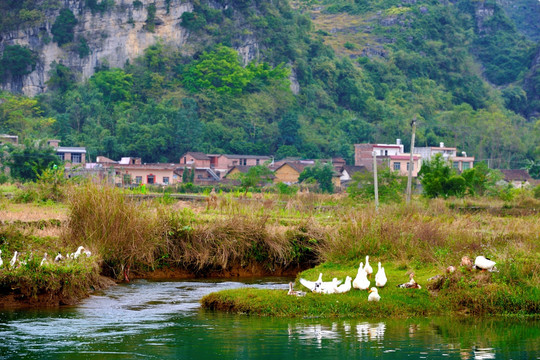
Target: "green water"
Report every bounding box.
[0,279,538,359]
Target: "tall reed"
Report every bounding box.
[64,182,167,279]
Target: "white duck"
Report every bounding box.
[0,249,3,268]
[375,262,387,287]
[300,273,323,292]
[474,256,497,272]
[10,251,19,269]
[54,252,64,262]
[353,262,370,290]
[319,278,342,294]
[40,253,48,267]
[364,256,373,277]
[336,276,352,294]
[368,287,381,302]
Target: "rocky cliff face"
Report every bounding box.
[0,0,260,96]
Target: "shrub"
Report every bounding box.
[51,8,78,46]
[0,45,37,78]
[534,185,540,199]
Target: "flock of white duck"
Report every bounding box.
[289,255,498,302]
[0,246,91,270]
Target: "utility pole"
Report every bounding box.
[406,116,417,204]
[373,150,379,212]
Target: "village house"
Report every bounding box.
[414,143,475,172]
[174,166,221,185]
[114,163,180,186]
[272,161,342,189]
[224,165,275,185]
[179,152,211,168]
[354,140,405,171]
[48,139,87,167]
[499,169,535,189]
[339,165,368,184]
[273,162,309,184]
[93,156,180,186]
[388,154,422,177]
[0,134,19,145]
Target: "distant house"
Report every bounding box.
[499,169,534,188]
[224,165,275,185]
[273,162,309,184]
[339,165,367,182]
[389,154,422,177]
[179,152,211,168]
[114,163,180,186]
[273,161,341,189]
[414,143,474,172]
[179,152,272,177]
[211,154,272,176]
[48,140,86,167]
[354,140,404,171]
[0,134,18,145]
[174,166,221,185]
[94,156,180,185]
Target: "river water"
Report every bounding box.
[0,279,538,359]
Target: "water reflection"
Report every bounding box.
[0,279,538,359]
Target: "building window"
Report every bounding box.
[57,153,65,161]
[135,176,142,184]
[147,175,155,184]
[183,157,186,163]
[384,150,388,156]
[462,162,471,170]
[393,162,401,171]
[256,159,260,165]
[453,162,459,169]
[123,174,131,184]
[406,162,414,171]
[72,153,82,163]
[242,158,247,166]
[163,177,169,184]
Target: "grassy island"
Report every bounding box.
[201,261,539,317]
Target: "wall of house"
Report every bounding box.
[390,158,421,177]
[354,144,375,170]
[119,168,178,185]
[274,165,300,184]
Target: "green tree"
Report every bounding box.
[461,162,503,196]
[51,8,78,46]
[46,61,76,93]
[5,141,61,182]
[234,165,274,193]
[89,68,133,103]
[298,161,335,193]
[0,92,55,139]
[418,154,466,198]
[347,166,405,203]
[0,45,37,78]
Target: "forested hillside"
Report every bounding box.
[0,0,538,169]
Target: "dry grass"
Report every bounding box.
[63,183,168,279]
[0,203,68,222]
